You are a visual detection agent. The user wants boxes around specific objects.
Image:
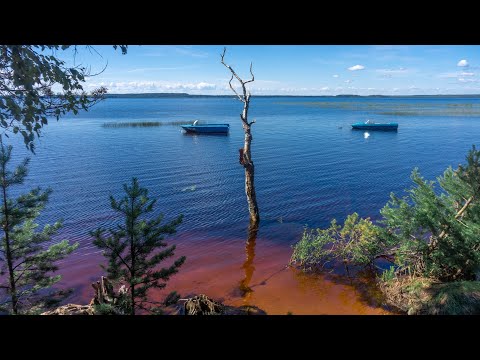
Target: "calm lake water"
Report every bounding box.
[7,96,480,314]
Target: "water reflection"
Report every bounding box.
[239,223,258,301]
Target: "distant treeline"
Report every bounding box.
[104,93,480,99]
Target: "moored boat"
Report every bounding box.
[351,120,398,131]
[181,120,230,134]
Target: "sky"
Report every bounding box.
[62,45,480,96]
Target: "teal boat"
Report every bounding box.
[351,120,398,131]
[181,120,229,134]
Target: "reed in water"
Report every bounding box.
[102,121,199,128]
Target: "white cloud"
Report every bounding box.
[348,64,365,71]
[461,72,475,76]
[344,79,353,83]
[320,86,330,91]
[86,80,216,93]
[333,74,339,78]
[457,59,469,67]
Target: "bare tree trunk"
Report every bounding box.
[221,48,260,225]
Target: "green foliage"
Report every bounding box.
[381,276,480,315]
[0,139,77,314]
[0,45,126,152]
[380,145,480,281]
[292,145,480,285]
[93,303,120,315]
[423,281,480,315]
[92,178,186,315]
[290,213,382,271]
[380,266,397,283]
[162,290,181,306]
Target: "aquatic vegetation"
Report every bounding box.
[102,121,198,128]
[290,213,383,271]
[278,101,480,117]
[379,109,480,116]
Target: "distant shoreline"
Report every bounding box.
[106,93,480,99]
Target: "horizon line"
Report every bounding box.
[105,92,480,97]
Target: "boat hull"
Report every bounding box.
[351,123,398,131]
[181,124,229,134]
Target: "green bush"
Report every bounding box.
[291,145,480,283]
[290,213,383,271]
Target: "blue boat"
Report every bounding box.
[181,120,229,134]
[351,120,398,131]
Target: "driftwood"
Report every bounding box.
[179,294,266,315]
[42,276,128,315]
[41,304,95,315]
[90,276,128,306]
[42,279,266,315]
[183,294,224,315]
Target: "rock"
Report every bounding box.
[41,304,95,315]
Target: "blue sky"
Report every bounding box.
[65,45,480,95]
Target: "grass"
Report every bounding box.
[379,109,480,116]
[379,276,480,315]
[102,121,198,128]
[276,101,480,117]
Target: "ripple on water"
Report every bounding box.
[9,96,480,314]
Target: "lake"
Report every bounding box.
[7,96,480,314]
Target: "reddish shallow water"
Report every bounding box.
[57,229,391,315]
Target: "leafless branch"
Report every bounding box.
[244,62,255,84]
[221,47,255,102]
[228,75,242,102]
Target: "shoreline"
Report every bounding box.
[56,234,391,315]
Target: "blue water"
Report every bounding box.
[6,96,480,272]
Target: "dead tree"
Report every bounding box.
[221,47,260,226]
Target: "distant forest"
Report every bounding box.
[105,93,480,98]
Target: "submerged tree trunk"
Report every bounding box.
[221,48,260,226]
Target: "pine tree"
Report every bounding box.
[0,139,78,314]
[92,178,186,315]
[380,145,480,280]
